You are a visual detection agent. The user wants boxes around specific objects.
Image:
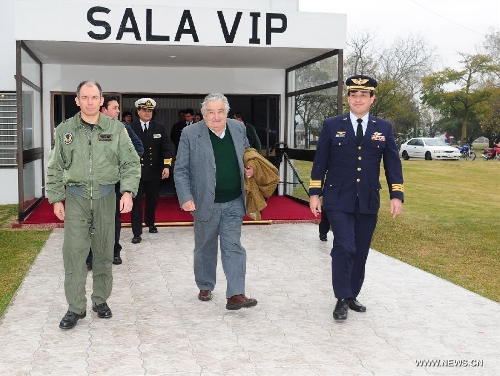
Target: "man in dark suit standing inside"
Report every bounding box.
[130,98,173,244]
[309,75,404,321]
[170,108,194,153]
[233,110,261,151]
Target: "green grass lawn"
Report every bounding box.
[289,158,500,302]
[0,157,499,318]
[0,205,52,315]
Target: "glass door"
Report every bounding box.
[16,42,44,221]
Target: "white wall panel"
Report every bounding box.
[0,0,16,89]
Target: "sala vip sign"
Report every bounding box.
[87,7,287,45]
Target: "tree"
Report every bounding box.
[292,57,337,148]
[344,30,379,77]
[345,32,435,139]
[421,53,500,141]
[476,87,500,145]
[378,34,436,97]
[483,28,500,82]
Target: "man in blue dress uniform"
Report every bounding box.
[309,75,404,320]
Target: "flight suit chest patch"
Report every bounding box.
[99,134,113,141]
[63,133,73,145]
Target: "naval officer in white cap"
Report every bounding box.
[129,98,173,243]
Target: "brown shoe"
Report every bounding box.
[198,290,212,301]
[226,294,257,310]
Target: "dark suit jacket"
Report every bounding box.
[171,121,189,152]
[131,119,173,181]
[309,113,404,214]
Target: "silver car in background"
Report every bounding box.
[399,137,461,160]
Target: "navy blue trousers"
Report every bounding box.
[319,209,331,235]
[326,203,378,299]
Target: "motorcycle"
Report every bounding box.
[481,145,500,160]
[459,144,476,160]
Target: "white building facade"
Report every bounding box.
[1,0,346,220]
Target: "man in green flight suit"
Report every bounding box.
[46,80,141,330]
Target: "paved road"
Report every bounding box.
[0,223,498,375]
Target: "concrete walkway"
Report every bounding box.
[0,223,498,375]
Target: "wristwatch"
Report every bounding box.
[123,190,135,198]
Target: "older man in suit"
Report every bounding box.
[174,93,257,310]
[309,75,404,321]
[130,98,173,244]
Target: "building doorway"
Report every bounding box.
[51,92,280,195]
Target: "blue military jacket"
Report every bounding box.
[309,113,404,214]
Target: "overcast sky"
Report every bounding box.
[299,0,500,70]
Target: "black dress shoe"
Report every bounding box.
[348,298,366,312]
[333,299,349,320]
[132,235,142,244]
[113,255,122,265]
[59,310,86,329]
[148,226,158,233]
[319,233,327,241]
[93,302,112,318]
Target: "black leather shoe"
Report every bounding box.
[319,233,327,241]
[59,310,86,329]
[113,255,122,265]
[92,302,112,318]
[148,226,158,233]
[132,235,142,244]
[86,263,92,271]
[333,299,349,320]
[348,298,366,312]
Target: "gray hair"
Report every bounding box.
[200,93,230,115]
[76,80,102,97]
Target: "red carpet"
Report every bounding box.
[19,195,317,227]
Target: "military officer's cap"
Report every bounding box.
[135,98,156,109]
[345,75,378,91]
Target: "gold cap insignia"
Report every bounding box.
[353,78,369,85]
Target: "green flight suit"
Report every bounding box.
[46,112,140,314]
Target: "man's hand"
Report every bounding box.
[309,195,321,217]
[161,167,170,179]
[390,198,403,218]
[120,192,134,213]
[53,202,65,221]
[181,200,196,212]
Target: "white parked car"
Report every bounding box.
[399,138,461,160]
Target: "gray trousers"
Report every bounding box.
[193,197,247,298]
[62,189,115,314]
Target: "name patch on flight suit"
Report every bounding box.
[153,133,162,138]
[98,134,113,141]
